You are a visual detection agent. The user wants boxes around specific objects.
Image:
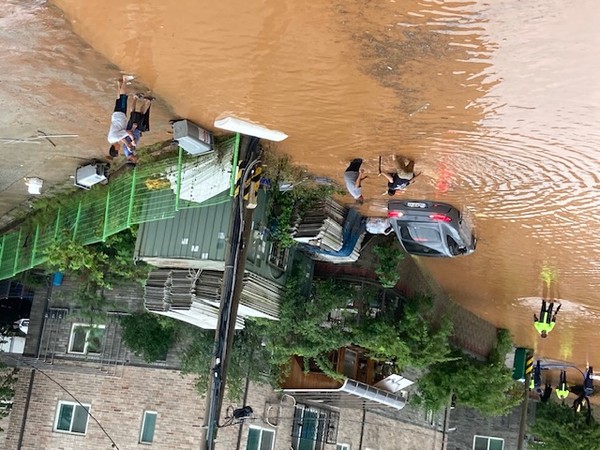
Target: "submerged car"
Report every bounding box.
[387,200,476,257]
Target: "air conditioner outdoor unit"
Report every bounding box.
[74,163,109,190]
[172,119,214,155]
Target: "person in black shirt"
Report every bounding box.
[379,154,418,195]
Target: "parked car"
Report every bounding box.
[387,200,476,257]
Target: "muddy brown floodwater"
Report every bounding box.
[51,0,600,372]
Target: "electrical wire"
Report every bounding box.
[6,355,120,449]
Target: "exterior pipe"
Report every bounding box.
[16,369,35,450]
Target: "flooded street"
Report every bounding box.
[51,0,600,368]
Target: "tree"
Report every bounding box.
[352,293,453,370]
[254,275,354,377]
[120,313,177,363]
[44,227,150,315]
[179,324,272,402]
[372,242,404,288]
[530,401,600,450]
[414,329,522,416]
[45,227,149,289]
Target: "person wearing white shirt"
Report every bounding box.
[108,75,136,159]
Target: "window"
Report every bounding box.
[54,401,90,434]
[247,426,275,450]
[473,435,504,450]
[140,411,157,444]
[268,241,289,270]
[68,323,105,354]
[291,405,338,450]
[336,445,351,450]
[342,349,357,378]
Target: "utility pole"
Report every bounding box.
[200,136,261,450]
[517,360,533,450]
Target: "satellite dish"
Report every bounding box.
[214,116,288,142]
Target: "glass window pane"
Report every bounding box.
[474,437,488,450]
[298,438,314,450]
[71,405,89,433]
[301,410,318,440]
[246,428,260,450]
[343,350,357,377]
[87,327,105,354]
[57,404,73,431]
[70,327,87,353]
[260,430,274,450]
[489,439,504,450]
[141,412,157,443]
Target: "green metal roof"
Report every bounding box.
[135,192,232,262]
[134,190,291,286]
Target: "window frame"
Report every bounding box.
[139,410,158,444]
[246,425,275,450]
[336,444,351,450]
[473,435,505,450]
[68,323,106,354]
[53,400,91,435]
[291,405,331,450]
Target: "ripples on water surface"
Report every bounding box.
[52,0,600,367]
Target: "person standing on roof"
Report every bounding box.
[533,299,561,338]
[556,370,569,400]
[344,158,367,204]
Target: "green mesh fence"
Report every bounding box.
[0,135,238,281]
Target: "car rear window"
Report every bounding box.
[400,225,442,243]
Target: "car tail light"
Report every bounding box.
[429,213,451,222]
[388,211,404,218]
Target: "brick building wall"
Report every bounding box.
[4,364,216,450]
[23,278,184,368]
[445,405,531,450]
[2,362,441,450]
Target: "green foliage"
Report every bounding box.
[269,184,340,248]
[256,265,453,380]
[43,228,150,313]
[394,294,454,368]
[179,324,272,402]
[415,329,523,416]
[372,242,404,288]
[120,313,177,363]
[0,367,17,433]
[530,401,600,449]
[352,293,453,370]
[263,148,342,248]
[352,318,411,362]
[255,275,353,374]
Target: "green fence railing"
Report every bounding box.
[0,135,238,281]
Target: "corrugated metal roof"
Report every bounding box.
[135,190,294,287]
[135,192,232,262]
[166,146,234,204]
